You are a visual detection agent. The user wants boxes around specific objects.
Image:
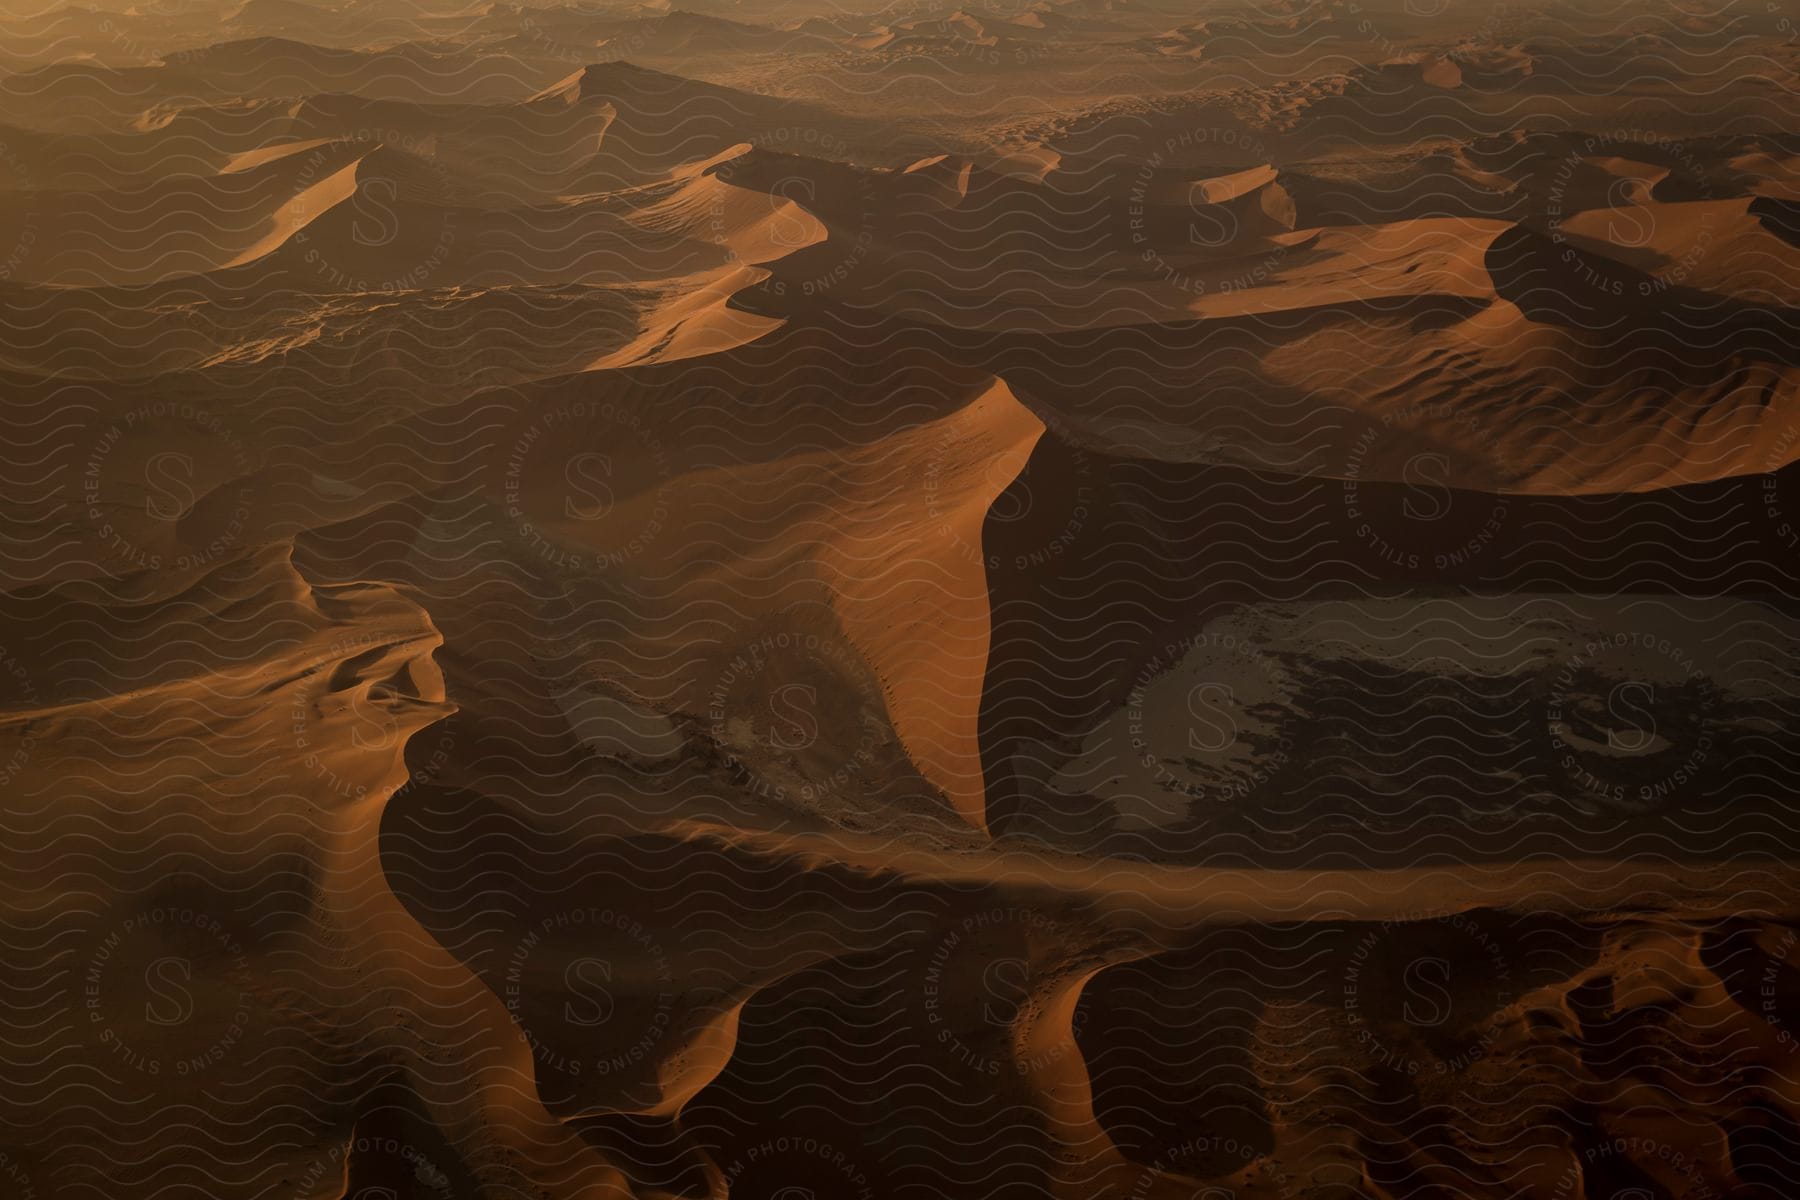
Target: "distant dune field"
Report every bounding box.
[1,1,1798,1197]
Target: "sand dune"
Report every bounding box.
[2,3,1799,1198]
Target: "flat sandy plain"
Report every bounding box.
[2,0,1799,1196]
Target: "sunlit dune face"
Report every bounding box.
[1,2,1798,1198]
